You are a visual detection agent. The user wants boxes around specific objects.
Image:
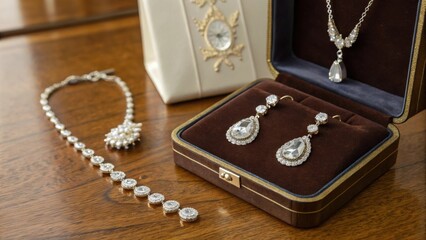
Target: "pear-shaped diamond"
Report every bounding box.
[226,116,259,145]
[329,60,347,83]
[276,136,312,167]
[282,138,306,160]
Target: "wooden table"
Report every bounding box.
[0,3,425,239]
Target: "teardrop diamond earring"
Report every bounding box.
[226,94,293,145]
[276,113,341,166]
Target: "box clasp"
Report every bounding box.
[219,167,240,188]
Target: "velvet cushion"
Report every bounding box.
[181,80,390,196]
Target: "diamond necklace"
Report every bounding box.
[40,69,199,223]
[326,0,374,83]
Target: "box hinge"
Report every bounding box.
[219,167,240,188]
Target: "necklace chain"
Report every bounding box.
[325,0,375,83]
[40,69,199,223]
[326,0,374,29]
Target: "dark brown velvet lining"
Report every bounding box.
[276,73,392,126]
[292,0,419,97]
[181,80,389,195]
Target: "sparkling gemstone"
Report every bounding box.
[266,95,278,107]
[46,111,55,118]
[255,105,268,115]
[281,138,306,160]
[163,200,180,213]
[344,38,352,47]
[134,186,151,197]
[60,130,71,137]
[67,136,78,144]
[90,156,104,166]
[110,171,126,181]
[82,148,95,158]
[55,123,65,131]
[50,117,60,124]
[329,60,346,83]
[276,136,312,166]
[40,99,48,105]
[315,112,328,124]
[226,116,260,145]
[335,37,345,49]
[307,124,319,134]
[99,163,114,173]
[74,142,85,150]
[148,193,165,205]
[121,178,137,189]
[230,118,254,140]
[349,28,358,42]
[179,207,199,222]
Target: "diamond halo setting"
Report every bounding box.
[226,94,292,145]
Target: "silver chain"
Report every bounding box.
[40,69,199,223]
[326,0,375,28]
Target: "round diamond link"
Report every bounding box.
[42,105,51,111]
[148,193,165,205]
[307,124,319,134]
[134,186,151,197]
[99,163,114,173]
[265,95,278,107]
[74,142,85,150]
[55,123,65,130]
[67,136,78,144]
[50,117,60,124]
[255,105,268,115]
[121,178,137,189]
[315,112,328,124]
[179,207,199,222]
[110,171,126,182]
[46,111,55,118]
[60,130,71,137]
[163,200,180,213]
[90,156,104,166]
[82,149,95,158]
[40,99,48,105]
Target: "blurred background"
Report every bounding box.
[0,0,138,38]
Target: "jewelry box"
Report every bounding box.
[171,0,425,227]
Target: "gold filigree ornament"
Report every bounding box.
[191,0,226,8]
[193,4,244,72]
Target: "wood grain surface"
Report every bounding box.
[0,0,138,37]
[0,14,424,240]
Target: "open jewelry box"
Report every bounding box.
[172,0,425,227]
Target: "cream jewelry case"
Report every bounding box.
[138,0,272,104]
[171,0,425,228]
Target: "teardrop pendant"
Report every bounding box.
[329,60,347,83]
[328,50,346,83]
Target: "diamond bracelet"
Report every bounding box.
[40,69,198,223]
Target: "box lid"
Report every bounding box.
[267,0,425,123]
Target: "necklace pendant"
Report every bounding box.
[329,59,346,83]
[104,121,142,149]
[328,50,346,83]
